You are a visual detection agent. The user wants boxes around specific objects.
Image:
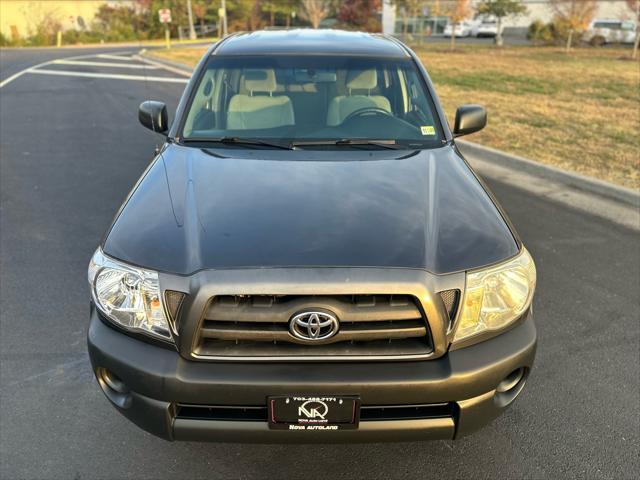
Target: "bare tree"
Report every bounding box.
[550,0,597,51]
[186,0,197,40]
[447,0,472,50]
[262,2,277,26]
[192,2,207,32]
[394,0,421,40]
[300,0,331,29]
[627,0,640,59]
[21,2,63,45]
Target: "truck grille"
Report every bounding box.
[192,294,433,359]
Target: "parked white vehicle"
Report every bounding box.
[444,21,474,37]
[476,19,500,38]
[582,19,637,45]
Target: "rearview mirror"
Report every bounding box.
[138,101,168,134]
[453,105,487,137]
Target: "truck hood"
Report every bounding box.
[103,144,518,275]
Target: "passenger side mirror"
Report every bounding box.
[453,105,487,137]
[138,101,168,134]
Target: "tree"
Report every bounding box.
[28,11,63,45]
[226,0,264,31]
[139,0,190,39]
[549,0,597,51]
[300,0,331,28]
[282,0,301,27]
[393,0,421,39]
[262,2,279,26]
[186,0,197,39]
[262,1,300,26]
[93,4,137,41]
[627,0,640,59]
[477,0,527,46]
[192,2,208,32]
[248,1,265,30]
[338,0,382,31]
[446,0,472,50]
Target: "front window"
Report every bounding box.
[180,55,443,148]
[621,21,635,31]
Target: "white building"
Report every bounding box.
[383,0,637,36]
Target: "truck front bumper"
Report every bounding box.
[87,309,536,443]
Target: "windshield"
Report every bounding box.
[180,55,443,147]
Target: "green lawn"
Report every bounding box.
[152,44,640,189]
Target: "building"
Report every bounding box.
[0,0,135,41]
[382,0,637,36]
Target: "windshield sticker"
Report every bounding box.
[421,125,436,136]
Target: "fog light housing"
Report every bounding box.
[96,368,132,409]
[495,367,528,407]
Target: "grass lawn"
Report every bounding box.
[152,44,639,189]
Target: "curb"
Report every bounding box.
[138,49,196,74]
[457,140,639,208]
[139,50,640,209]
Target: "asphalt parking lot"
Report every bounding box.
[0,46,638,479]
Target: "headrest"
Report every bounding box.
[243,69,277,93]
[346,69,378,90]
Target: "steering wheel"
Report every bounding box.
[342,106,393,124]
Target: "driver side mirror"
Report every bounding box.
[138,101,168,134]
[453,104,487,137]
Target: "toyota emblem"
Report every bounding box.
[289,311,339,342]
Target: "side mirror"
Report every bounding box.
[453,104,487,137]
[138,101,168,134]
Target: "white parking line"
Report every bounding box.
[134,55,193,78]
[0,59,53,88]
[27,68,189,83]
[1,50,192,89]
[0,70,30,89]
[52,59,159,69]
[0,50,137,89]
[96,53,135,61]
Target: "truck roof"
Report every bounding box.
[215,29,410,58]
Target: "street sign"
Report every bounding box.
[158,9,172,24]
[159,9,172,49]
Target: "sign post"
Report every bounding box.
[158,9,172,49]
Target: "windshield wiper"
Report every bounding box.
[182,137,294,150]
[291,139,406,150]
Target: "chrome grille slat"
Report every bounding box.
[199,320,427,343]
[200,327,289,342]
[204,296,423,323]
[193,294,433,359]
[194,339,432,357]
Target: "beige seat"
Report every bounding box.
[227,69,295,130]
[326,69,391,126]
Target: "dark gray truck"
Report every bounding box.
[87,30,537,442]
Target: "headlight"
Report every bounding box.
[88,248,172,341]
[453,248,536,344]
